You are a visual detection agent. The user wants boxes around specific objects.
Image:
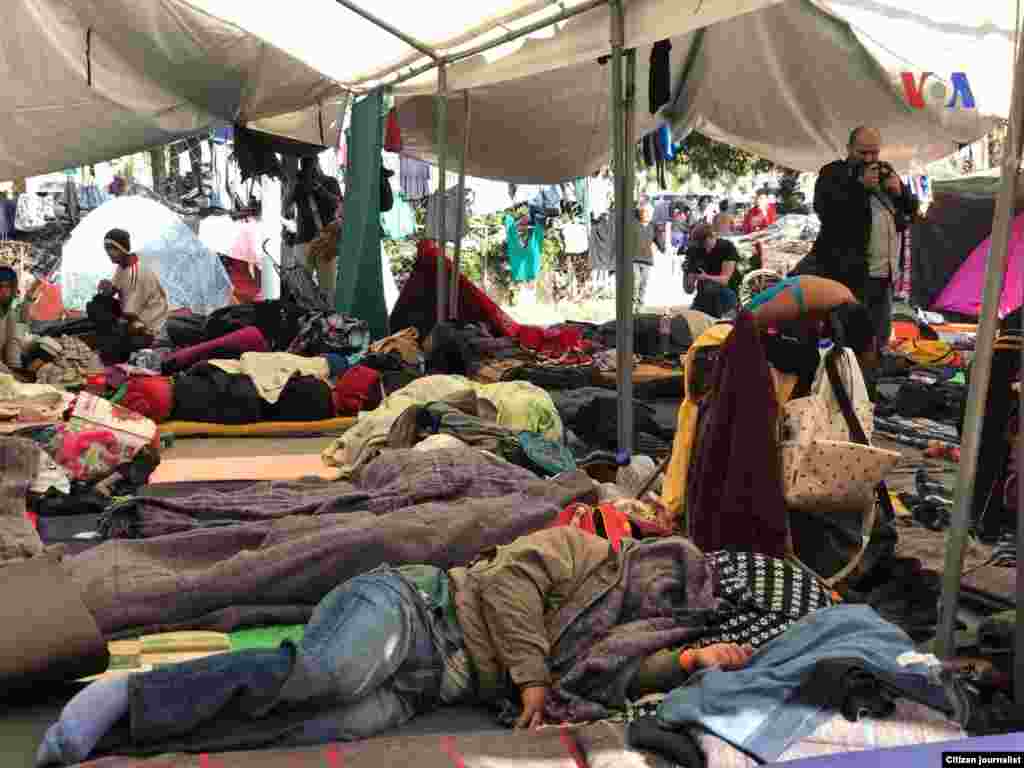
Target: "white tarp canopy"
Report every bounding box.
[390,0,1015,180]
[1,0,343,181]
[2,0,1016,182]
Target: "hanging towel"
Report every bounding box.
[658,124,675,160]
[384,109,402,153]
[381,195,417,240]
[505,215,543,282]
[425,187,468,243]
[336,92,389,339]
[399,155,432,201]
[649,39,672,114]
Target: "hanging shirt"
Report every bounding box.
[505,215,543,282]
[425,187,468,243]
[399,156,432,201]
[589,176,612,219]
[531,185,562,211]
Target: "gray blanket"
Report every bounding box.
[66,448,594,636]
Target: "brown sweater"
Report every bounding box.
[449,527,699,706]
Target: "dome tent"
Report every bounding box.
[61,196,233,316]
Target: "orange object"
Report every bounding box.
[28,280,64,322]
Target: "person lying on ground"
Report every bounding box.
[39,525,845,766]
[684,224,738,318]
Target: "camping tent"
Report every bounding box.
[911,171,1024,312]
[61,197,233,315]
[933,212,1024,318]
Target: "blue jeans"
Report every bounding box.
[692,282,738,318]
[127,567,445,750]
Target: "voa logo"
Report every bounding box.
[900,72,976,110]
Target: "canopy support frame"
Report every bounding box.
[936,16,1023,681]
[451,90,472,319]
[611,0,635,456]
[435,63,449,327]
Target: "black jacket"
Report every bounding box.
[807,159,918,300]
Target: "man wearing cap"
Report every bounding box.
[684,224,739,318]
[97,228,169,339]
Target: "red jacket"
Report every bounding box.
[742,204,777,234]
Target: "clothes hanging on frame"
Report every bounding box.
[505,215,543,282]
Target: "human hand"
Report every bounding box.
[689,643,754,671]
[861,163,880,189]
[883,173,902,196]
[516,685,548,729]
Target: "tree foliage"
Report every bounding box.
[672,132,775,183]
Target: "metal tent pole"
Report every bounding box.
[451,91,471,319]
[610,0,635,456]
[936,31,1024,659]
[1013,7,1024,715]
[435,63,449,327]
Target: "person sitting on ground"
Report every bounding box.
[712,199,735,235]
[92,229,169,364]
[0,266,41,373]
[684,223,739,318]
[742,192,777,234]
[38,524,843,765]
[97,229,169,339]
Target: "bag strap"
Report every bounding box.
[808,349,895,587]
[823,349,869,445]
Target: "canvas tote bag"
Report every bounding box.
[782,347,901,585]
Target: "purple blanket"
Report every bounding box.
[67,449,594,636]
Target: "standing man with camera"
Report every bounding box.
[806,126,918,352]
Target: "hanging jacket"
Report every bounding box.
[685,311,789,559]
[649,40,672,114]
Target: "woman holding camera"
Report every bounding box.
[804,126,918,353]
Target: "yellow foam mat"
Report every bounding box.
[150,454,339,483]
[159,415,355,438]
[596,363,682,387]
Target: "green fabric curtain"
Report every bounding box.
[336,91,389,339]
